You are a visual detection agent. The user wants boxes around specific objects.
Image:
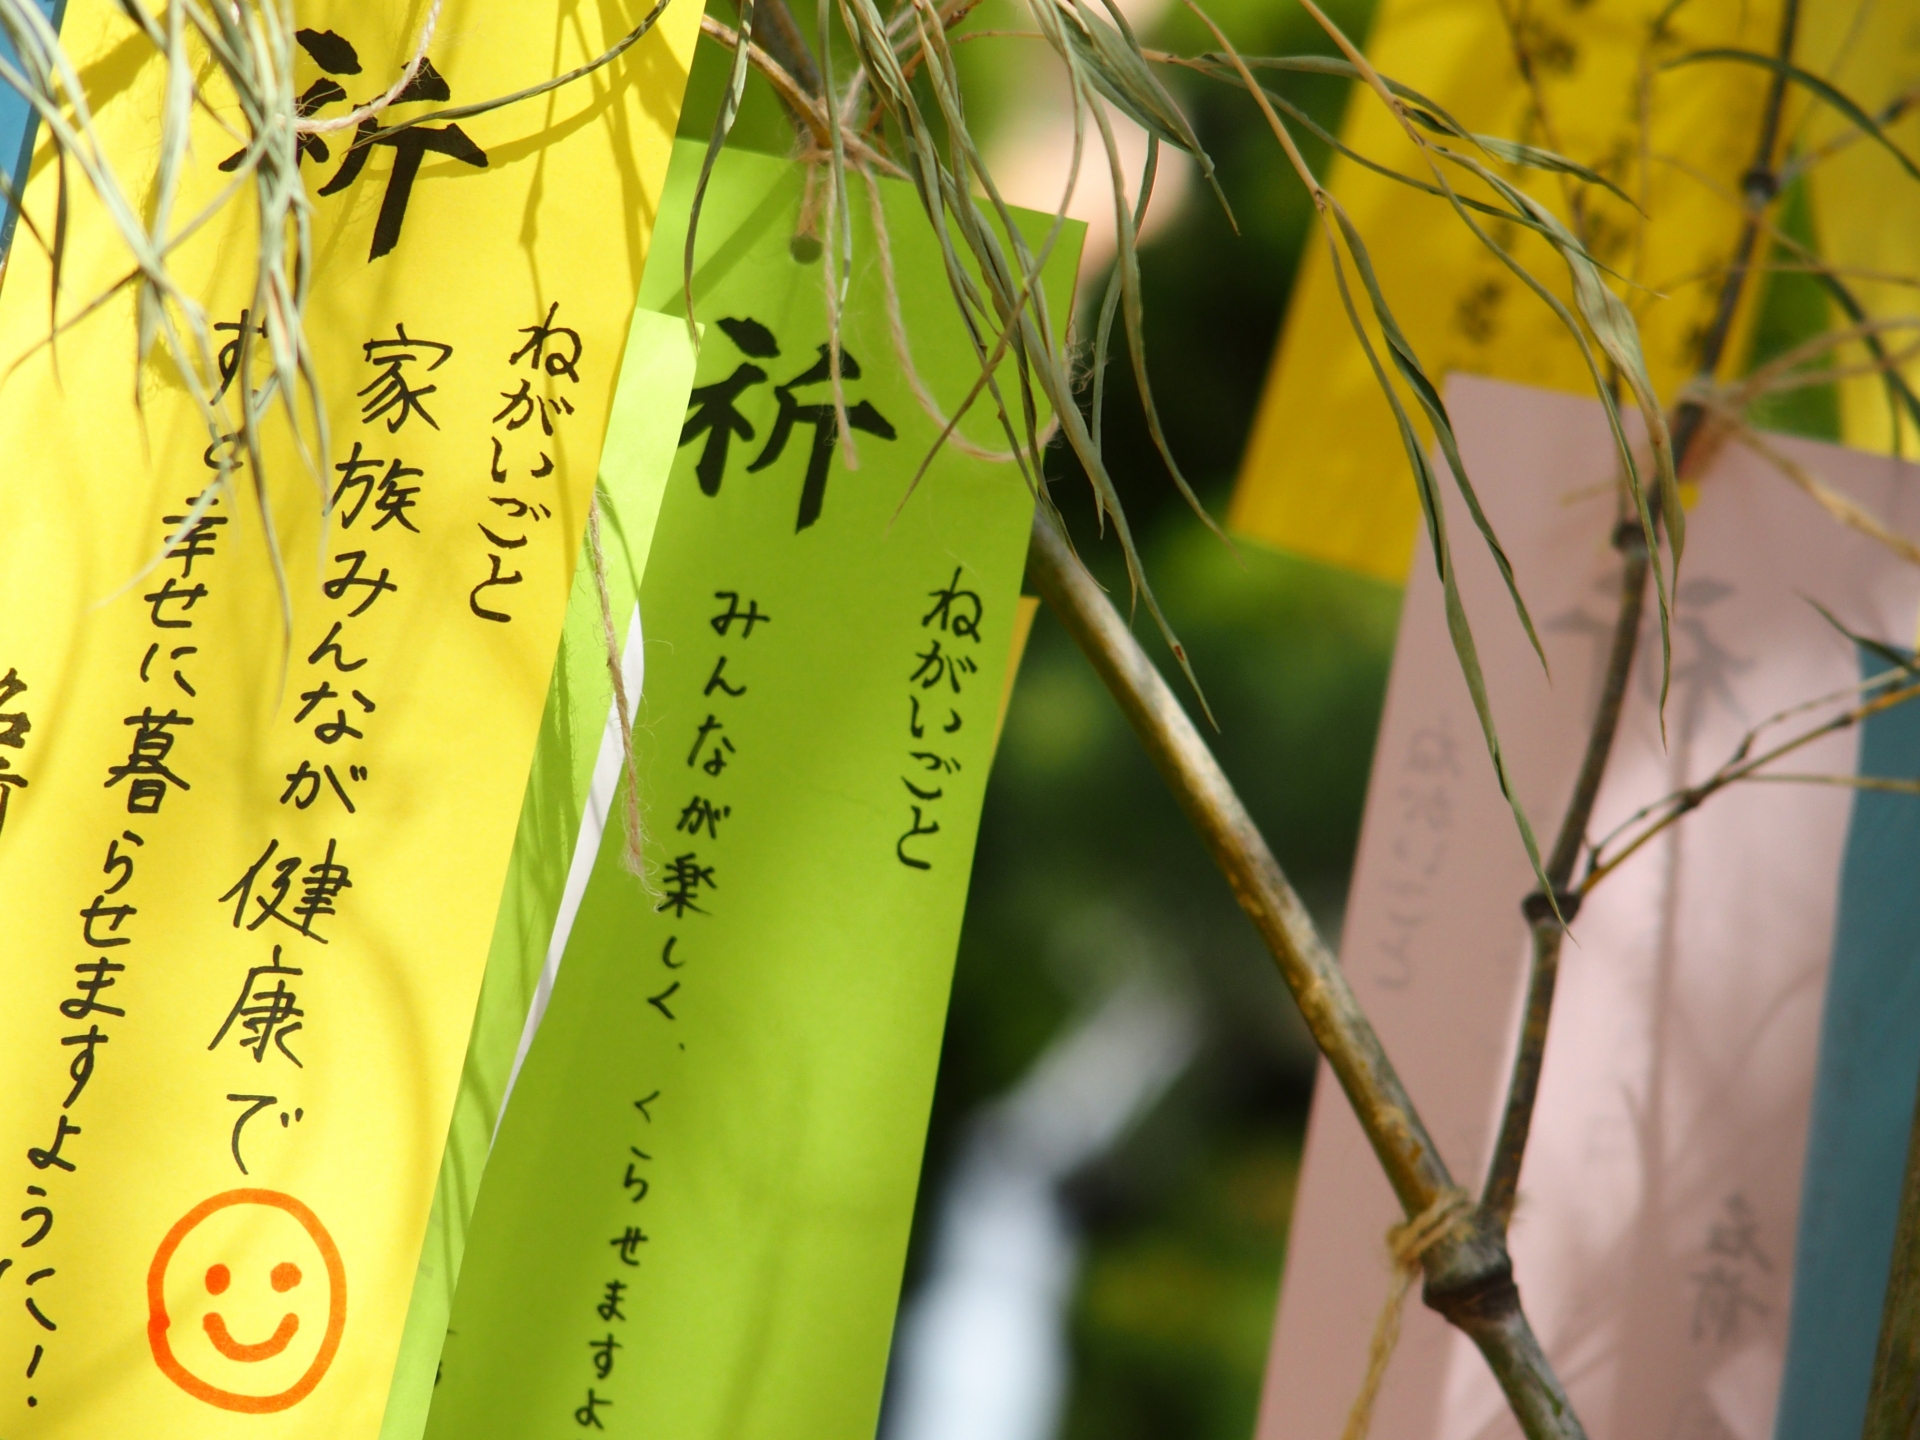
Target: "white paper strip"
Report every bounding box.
[494,600,644,1139]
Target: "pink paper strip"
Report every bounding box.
[1257,375,1920,1440]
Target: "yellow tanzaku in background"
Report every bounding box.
[1230,0,1784,583]
[0,2,697,1436]
[1799,1,1920,461]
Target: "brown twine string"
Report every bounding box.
[586,498,646,879]
[853,164,1060,464]
[796,160,826,251]
[1341,1187,1476,1440]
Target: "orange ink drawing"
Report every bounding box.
[147,1189,346,1413]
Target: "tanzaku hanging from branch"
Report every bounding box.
[8,0,1920,1435]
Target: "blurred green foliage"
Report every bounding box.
[1063,1124,1303,1440]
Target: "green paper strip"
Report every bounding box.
[420,140,1081,1440]
[378,307,697,1440]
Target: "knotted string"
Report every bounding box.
[1341,1186,1476,1440]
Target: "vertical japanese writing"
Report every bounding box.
[563,586,771,1427]
[897,568,983,871]
[187,317,447,1211]
[0,665,29,835]
[10,489,229,1404]
[472,303,577,624]
[1371,718,1459,992]
[677,315,895,532]
[205,321,445,1187]
[1690,1193,1773,1343]
[572,1088,662,1428]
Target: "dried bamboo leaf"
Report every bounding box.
[843,0,1216,710]
[1092,94,1226,542]
[369,0,676,137]
[1185,51,1467,137]
[1189,0,1571,901]
[1170,61,1609,255]
[1091,133,1153,446]
[1736,427,1920,569]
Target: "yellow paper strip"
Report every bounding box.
[1229,0,1781,583]
[0,3,696,1435]
[1800,4,1920,462]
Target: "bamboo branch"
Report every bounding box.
[1865,1056,1920,1438]
[1482,526,1647,1226]
[1581,676,1920,891]
[737,0,824,102]
[1027,509,1586,1440]
[1667,0,1801,469]
[1479,0,1801,1231]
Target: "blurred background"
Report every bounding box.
[679,2,1398,1435]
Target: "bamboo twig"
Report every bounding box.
[1026,509,1586,1440]
[1479,0,1801,1232]
[696,14,905,174]
[1581,676,1920,891]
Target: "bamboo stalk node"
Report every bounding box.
[1520,889,1581,924]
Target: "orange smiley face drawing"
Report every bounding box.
[146,1190,347,1413]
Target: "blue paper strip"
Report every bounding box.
[1775,651,1920,1440]
[0,3,63,263]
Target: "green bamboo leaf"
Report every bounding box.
[684,0,758,346]
[1190,51,1467,137]
[1461,133,1638,210]
[1805,595,1918,678]
[1327,200,1546,672]
[1664,48,1920,186]
[1469,164,1681,564]
[1809,268,1920,449]
[1417,145,1678,715]
[1319,222,1555,909]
